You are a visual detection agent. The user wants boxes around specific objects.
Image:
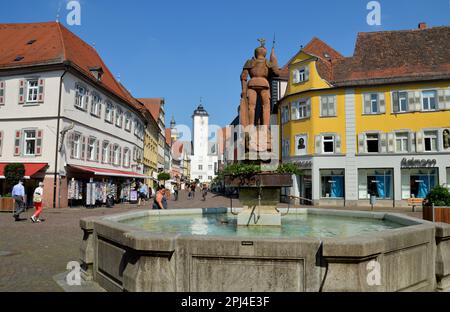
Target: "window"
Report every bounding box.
[291,100,310,120]
[115,109,123,128]
[292,67,308,84]
[281,105,290,123]
[320,96,336,117]
[422,91,437,111]
[198,165,203,170]
[363,93,385,114]
[123,148,130,167]
[198,176,203,180]
[366,134,379,153]
[105,101,114,123]
[125,113,132,131]
[75,84,88,110]
[87,137,96,161]
[71,133,81,159]
[282,139,290,157]
[91,93,102,117]
[0,131,3,156]
[392,91,409,113]
[24,130,37,156]
[424,131,438,152]
[402,168,438,199]
[26,80,39,103]
[208,176,212,180]
[320,169,345,199]
[358,169,393,199]
[113,145,120,165]
[102,142,109,163]
[322,136,335,154]
[0,81,5,105]
[395,133,409,153]
[208,164,213,171]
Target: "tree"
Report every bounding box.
[426,185,450,207]
[157,172,171,184]
[4,163,25,191]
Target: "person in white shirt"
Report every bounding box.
[31,182,44,223]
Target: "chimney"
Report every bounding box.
[89,66,104,81]
[418,22,427,30]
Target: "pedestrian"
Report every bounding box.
[138,183,148,206]
[173,183,179,201]
[31,182,44,223]
[12,180,26,221]
[191,183,196,198]
[202,184,208,201]
[153,185,166,210]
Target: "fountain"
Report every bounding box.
[78,40,450,292]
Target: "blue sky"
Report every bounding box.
[1,0,449,129]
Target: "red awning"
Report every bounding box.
[69,165,149,179]
[0,163,48,179]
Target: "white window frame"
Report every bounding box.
[398,92,409,113]
[75,84,88,110]
[105,101,114,123]
[72,133,81,159]
[424,131,438,152]
[281,105,290,124]
[422,90,437,111]
[115,109,123,128]
[113,145,120,165]
[395,132,409,153]
[26,79,39,103]
[102,142,109,163]
[370,94,379,114]
[87,137,96,161]
[23,129,37,156]
[123,148,130,168]
[91,93,102,117]
[320,95,336,117]
[125,113,132,132]
[322,135,335,154]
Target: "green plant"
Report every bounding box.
[276,163,302,176]
[223,163,261,178]
[426,185,450,206]
[157,172,171,183]
[4,163,25,190]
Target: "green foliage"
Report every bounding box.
[426,185,450,206]
[157,172,171,182]
[276,163,302,176]
[4,163,25,189]
[223,163,261,178]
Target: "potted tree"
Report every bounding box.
[0,163,25,212]
[423,185,450,224]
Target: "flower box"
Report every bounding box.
[0,197,15,212]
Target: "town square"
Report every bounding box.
[0,0,450,301]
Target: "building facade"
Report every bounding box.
[190,103,218,183]
[278,24,450,207]
[141,106,159,188]
[0,22,149,208]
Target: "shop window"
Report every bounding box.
[366,133,379,153]
[359,169,393,199]
[395,133,409,153]
[424,131,438,152]
[401,168,438,199]
[320,169,345,199]
[322,136,335,154]
[422,90,437,111]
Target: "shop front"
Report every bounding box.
[358,168,394,203]
[66,165,148,208]
[401,168,439,199]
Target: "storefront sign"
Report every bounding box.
[294,161,312,169]
[130,190,138,202]
[401,158,437,168]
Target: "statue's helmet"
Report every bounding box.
[254,46,267,58]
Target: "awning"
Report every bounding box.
[0,163,48,179]
[69,165,150,179]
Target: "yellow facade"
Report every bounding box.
[143,118,159,187]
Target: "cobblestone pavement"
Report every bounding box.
[0,190,423,292]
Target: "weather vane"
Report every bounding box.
[257,38,266,47]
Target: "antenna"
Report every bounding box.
[56,1,62,22]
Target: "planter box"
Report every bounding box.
[0,197,15,212]
[423,205,450,224]
[224,173,293,188]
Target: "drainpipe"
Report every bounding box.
[53,68,68,208]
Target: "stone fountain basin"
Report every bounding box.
[80,208,450,292]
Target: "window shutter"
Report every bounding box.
[321,97,327,116]
[409,132,416,153]
[109,145,114,165]
[408,92,416,112]
[358,134,365,153]
[81,136,86,160]
[85,91,90,111]
[18,80,25,104]
[0,131,3,156]
[414,91,421,111]
[69,133,75,159]
[445,89,450,110]
[35,129,43,156]
[14,130,22,156]
[315,135,322,154]
[304,66,310,81]
[380,133,387,153]
[306,99,311,117]
[0,81,5,105]
[392,92,399,113]
[330,96,336,116]
[416,131,424,153]
[335,135,341,153]
[379,93,386,113]
[387,133,395,153]
[95,140,100,162]
[437,90,445,110]
[38,78,45,103]
[363,94,371,114]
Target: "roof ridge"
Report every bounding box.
[55,22,67,61]
[357,25,450,36]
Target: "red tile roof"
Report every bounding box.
[138,98,163,121]
[0,22,141,111]
[165,128,172,146]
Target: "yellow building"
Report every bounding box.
[278,24,450,207]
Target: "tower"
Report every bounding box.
[192,102,209,156]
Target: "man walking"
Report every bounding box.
[12,180,26,221]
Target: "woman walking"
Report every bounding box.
[31,182,44,223]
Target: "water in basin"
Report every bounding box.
[119,212,405,239]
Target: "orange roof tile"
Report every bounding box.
[138,98,163,121]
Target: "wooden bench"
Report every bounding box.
[407,198,425,212]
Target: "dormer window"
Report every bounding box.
[292,66,309,84]
[89,66,104,81]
